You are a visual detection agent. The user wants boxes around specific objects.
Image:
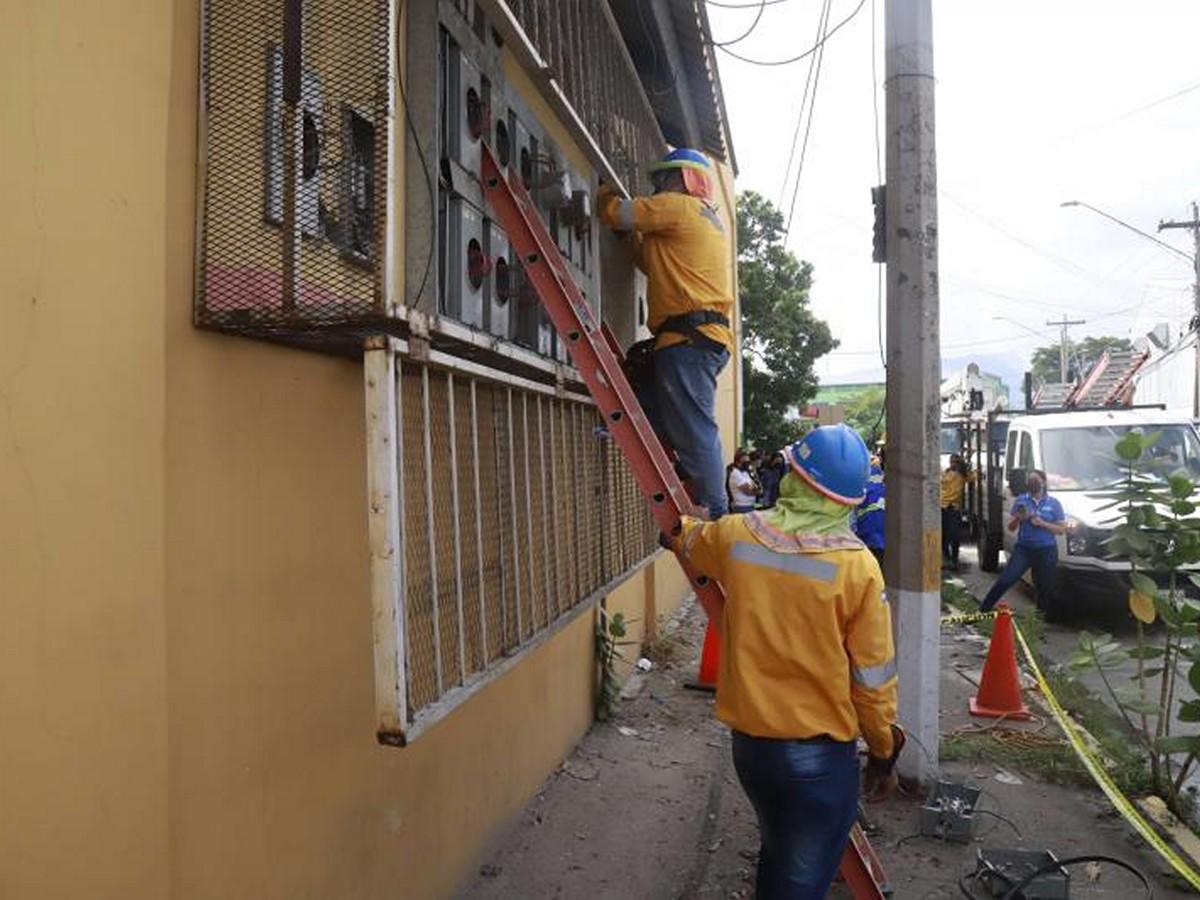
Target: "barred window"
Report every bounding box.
[367,351,659,743]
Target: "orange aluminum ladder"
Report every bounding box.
[479,143,890,900]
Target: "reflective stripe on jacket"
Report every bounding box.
[676,513,897,758]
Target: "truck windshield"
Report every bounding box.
[1041,425,1200,491]
[941,425,964,455]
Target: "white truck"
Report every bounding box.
[978,407,1200,619]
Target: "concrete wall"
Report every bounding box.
[0,1,728,896]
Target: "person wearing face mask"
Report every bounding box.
[728,450,759,514]
[979,469,1068,614]
[668,425,903,899]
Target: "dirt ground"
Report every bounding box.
[456,596,1196,899]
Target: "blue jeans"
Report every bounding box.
[636,343,730,518]
[732,732,859,900]
[980,542,1058,612]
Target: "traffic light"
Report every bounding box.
[871,184,886,263]
[969,389,984,411]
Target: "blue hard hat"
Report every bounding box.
[647,148,711,173]
[786,424,871,506]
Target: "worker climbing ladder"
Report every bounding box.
[479,143,890,900]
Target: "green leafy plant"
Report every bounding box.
[595,610,637,721]
[1068,429,1200,816]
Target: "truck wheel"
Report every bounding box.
[980,530,1000,572]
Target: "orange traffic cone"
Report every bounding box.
[969,604,1031,720]
[684,620,720,693]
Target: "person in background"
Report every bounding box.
[940,454,974,571]
[669,424,903,899]
[727,450,759,514]
[748,448,765,501]
[854,455,886,567]
[979,469,1068,614]
[725,447,746,512]
[597,148,733,519]
[758,451,787,508]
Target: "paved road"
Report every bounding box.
[953,543,1200,796]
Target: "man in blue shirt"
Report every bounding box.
[980,469,1068,613]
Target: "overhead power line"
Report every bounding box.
[709,0,768,47]
[706,0,789,8]
[783,0,834,235]
[776,0,832,208]
[713,0,867,66]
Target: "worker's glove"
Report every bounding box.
[595,183,615,215]
[862,724,906,802]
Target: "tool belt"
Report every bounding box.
[623,311,730,390]
[655,310,730,355]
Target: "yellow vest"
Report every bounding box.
[598,191,734,353]
[677,513,897,758]
[940,469,971,508]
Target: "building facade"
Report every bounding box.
[0,1,737,896]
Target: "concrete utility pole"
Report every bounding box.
[883,0,939,784]
[1045,316,1086,382]
[1158,202,1200,418]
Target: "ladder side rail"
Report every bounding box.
[1103,350,1150,406]
[480,144,725,622]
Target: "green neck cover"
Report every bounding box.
[758,472,855,538]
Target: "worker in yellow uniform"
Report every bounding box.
[670,424,904,899]
[940,453,974,570]
[597,148,734,517]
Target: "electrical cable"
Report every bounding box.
[782,0,833,236]
[972,808,1022,839]
[713,0,867,66]
[706,0,789,8]
[709,0,768,47]
[869,0,881,185]
[775,0,831,209]
[998,855,1152,900]
[870,0,884,373]
[635,0,678,97]
[395,0,435,307]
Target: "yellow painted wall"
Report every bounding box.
[0,1,720,897]
[0,1,170,896]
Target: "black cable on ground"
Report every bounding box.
[998,855,1152,900]
[972,808,1022,839]
[958,854,1152,899]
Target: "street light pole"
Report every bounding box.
[1158,202,1200,418]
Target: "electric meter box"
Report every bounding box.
[446,196,486,328]
[446,40,483,176]
[483,220,511,339]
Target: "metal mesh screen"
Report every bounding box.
[506,0,664,195]
[393,360,657,722]
[198,0,391,343]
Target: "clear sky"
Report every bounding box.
[708,0,1200,389]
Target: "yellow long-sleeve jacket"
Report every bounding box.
[597,188,734,353]
[676,512,898,759]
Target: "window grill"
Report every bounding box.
[197,0,393,349]
[504,0,665,196]
[381,356,657,732]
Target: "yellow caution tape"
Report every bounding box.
[1004,618,1200,890]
